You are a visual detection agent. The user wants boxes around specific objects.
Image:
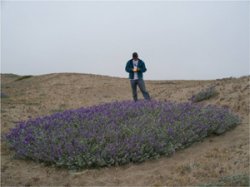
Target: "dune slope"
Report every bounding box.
[1,73,249,186]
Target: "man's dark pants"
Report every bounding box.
[130,79,151,102]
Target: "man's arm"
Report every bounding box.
[138,61,147,73]
[125,61,133,73]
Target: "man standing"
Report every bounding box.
[125,52,151,102]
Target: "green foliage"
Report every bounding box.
[15,75,33,81]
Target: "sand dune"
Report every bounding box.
[1,73,249,186]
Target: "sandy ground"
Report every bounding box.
[1,73,249,186]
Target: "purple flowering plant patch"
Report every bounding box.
[4,100,240,169]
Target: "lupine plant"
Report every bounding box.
[189,86,219,103]
[1,92,8,98]
[4,100,240,169]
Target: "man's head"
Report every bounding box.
[132,52,138,60]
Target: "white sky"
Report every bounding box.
[1,1,249,80]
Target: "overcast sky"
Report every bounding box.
[1,1,249,80]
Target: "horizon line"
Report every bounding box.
[1,72,249,81]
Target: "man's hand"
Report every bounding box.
[133,67,140,72]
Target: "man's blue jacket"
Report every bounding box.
[125,59,147,79]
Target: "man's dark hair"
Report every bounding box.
[132,52,138,58]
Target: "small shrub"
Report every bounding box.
[15,75,33,81]
[189,86,218,103]
[200,174,249,186]
[4,100,240,169]
[1,92,8,98]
